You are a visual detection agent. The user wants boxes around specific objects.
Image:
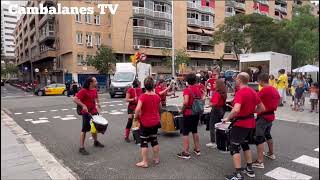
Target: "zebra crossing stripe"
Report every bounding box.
[53,116,61,119]
[66,115,74,117]
[293,155,319,168]
[109,112,124,115]
[14,113,22,115]
[61,117,77,121]
[39,117,48,120]
[24,119,33,122]
[265,167,312,180]
[314,148,319,152]
[31,120,49,124]
[27,112,34,114]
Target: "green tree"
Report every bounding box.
[162,48,191,73]
[87,45,117,75]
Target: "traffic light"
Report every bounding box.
[130,55,138,65]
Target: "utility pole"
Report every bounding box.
[171,0,175,77]
[123,17,133,62]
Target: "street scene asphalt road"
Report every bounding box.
[1,84,319,180]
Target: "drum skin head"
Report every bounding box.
[92,115,108,125]
[215,122,231,130]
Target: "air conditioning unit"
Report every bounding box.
[133,45,140,50]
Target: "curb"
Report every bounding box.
[1,111,79,180]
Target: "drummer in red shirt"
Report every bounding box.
[222,72,265,180]
[155,79,172,107]
[135,76,161,168]
[206,69,219,97]
[252,73,280,169]
[73,76,104,155]
[124,79,143,143]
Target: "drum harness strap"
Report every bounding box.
[257,110,275,118]
[228,114,255,130]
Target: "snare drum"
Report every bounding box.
[215,122,231,151]
[91,115,108,134]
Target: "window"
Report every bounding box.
[226,7,233,13]
[85,14,91,24]
[75,14,81,22]
[154,1,167,12]
[206,0,210,6]
[94,15,100,25]
[48,22,54,31]
[95,33,101,46]
[4,15,17,19]
[4,33,14,36]
[201,15,209,21]
[133,0,144,7]
[224,45,232,53]
[187,11,199,19]
[76,32,83,44]
[77,54,84,65]
[86,34,93,46]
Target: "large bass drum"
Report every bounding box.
[91,115,108,134]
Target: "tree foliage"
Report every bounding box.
[87,45,117,74]
[162,48,191,72]
[211,5,319,68]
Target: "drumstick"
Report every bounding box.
[226,104,233,109]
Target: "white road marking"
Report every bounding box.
[51,110,58,112]
[1,111,78,180]
[52,116,61,119]
[293,155,319,168]
[101,102,109,104]
[314,148,319,152]
[39,117,48,120]
[31,120,50,124]
[109,112,124,115]
[14,113,22,115]
[39,111,47,113]
[101,111,109,114]
[111,101,122,103]
[61,109,69,111]
[72,108,76,110]
[120,109,127,112]
[109,105,115,107]
[117,104,123,106]
[101,105,106,107]
[66,115,74,117]
[27,112,35,114]
[24,119,33,122]
[265,167,312,180]
[111,110,117,112]
[61,117,77,121]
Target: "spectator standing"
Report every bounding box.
[309,82,319,113]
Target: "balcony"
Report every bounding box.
[187,18,214,29]
[186,2,214,15]
[187,34,212,45]
[39,30,55,43]
[133,26,172,38]
[275,5,287,13]
[226,1,246,10]
[256,0,269,5]
[133,7,172,20]
[225,11,236,17]
[274,16,282,21]
[39,14,55,27]
[253,9,268,15]
[38,48,56,61]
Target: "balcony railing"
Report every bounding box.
[39,30,55,42]
[225,11,236,17]
[234,1,246,9]
[39,14,55,27]
[133,7,172,20]
[133,26,172,37]
[256,0,269,5]
[186,2,214,14]
[187,18,214,29]
[253,9,268,15]
[274,16,282,21]
[187,34,212,44]
[275,5,287,13]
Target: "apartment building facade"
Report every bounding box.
[15,0,312,85]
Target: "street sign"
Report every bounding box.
[35,68,39,73]
[140,53,146,61]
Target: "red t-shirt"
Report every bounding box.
[183,85,202,116]
[207,78,216,91]
[211,92,225,108]
[155,85,167,105]
[197,83,205,98]
[139,94,161,127]
[76,88,98,114]
[233,87,261,128]
[127,87,143,110]
[257,86,280,122]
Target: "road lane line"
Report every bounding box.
[14,113,22,115]
[101,111,109,114]
[101,105,106,107]
[265,167,312,180]
[39,117,48,120]
[111,101,122,103]
[31,120,50,124]
[109,112,124,115]
[120,109,127,112]
[109,105,115,107]
[24,119,33,122]
[72,108,76,110]
[39,111,47,113]
[314,148,319,152]
[27,112,35,114]
[61,117,77,121]
[293,155,319,168]
[52,116,61,119]
[117,104,123,106]
[50,110,58,112]
[1,111,78,180]
[66,115,74,117]
[61,109,69,111]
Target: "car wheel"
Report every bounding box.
[38,91,44,96]
[63,90,68,96]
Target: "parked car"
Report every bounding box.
[35,83,67,96]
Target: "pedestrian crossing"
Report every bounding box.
[264,147,319,180]
[14,100,128,125]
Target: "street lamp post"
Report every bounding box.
[171,1,175,77]
[123,17,134,62]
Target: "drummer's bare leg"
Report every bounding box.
[136,148,148,168]
[192,133,200,151]
[80,132,86,148]
[232,153,242,171]
[152,145,160,163]
[183,136,190,153]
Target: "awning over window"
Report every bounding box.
[187,27,203,33]
[202,29,214,35]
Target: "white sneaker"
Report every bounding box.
[263,152,276,160]
[206,142,217,148]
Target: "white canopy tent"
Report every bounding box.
[292,65,319,73]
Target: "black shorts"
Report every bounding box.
[82,114,91,132]
[181,115,199,136]
[230,126,254,144]
[139,125,159,138]
[255,116,272,139]
[127,107,135,114]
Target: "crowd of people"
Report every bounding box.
[72,67,319,180]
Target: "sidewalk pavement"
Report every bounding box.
[1,121,50,179]
[166,92,319,126]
